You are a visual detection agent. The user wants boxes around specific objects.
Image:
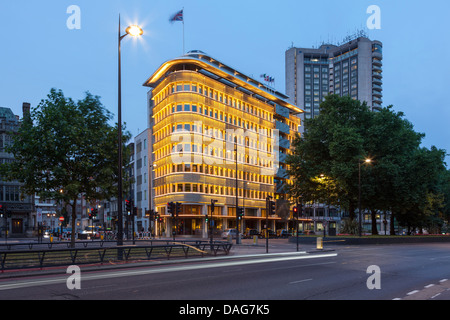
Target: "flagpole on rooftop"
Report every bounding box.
[183,8,185,54]
[169,8,185,55]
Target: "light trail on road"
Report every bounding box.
[0,252,337,291]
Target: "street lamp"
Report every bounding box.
[126,25,144,37]
[358,158,372,237]
[117,16,143,247]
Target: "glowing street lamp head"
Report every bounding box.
[365,158,372,163]
[126,25,144,37]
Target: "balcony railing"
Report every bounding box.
[275,121,290,135]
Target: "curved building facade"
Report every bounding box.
[143,51,302,237]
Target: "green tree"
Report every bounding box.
[1,89,131,247]
[286,95,372,223]
[394,146,447,234]
[362,106,424,234]
[286,94,448,235]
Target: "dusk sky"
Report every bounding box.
[1,0,449,164]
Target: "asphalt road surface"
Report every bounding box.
[1,241,449,302]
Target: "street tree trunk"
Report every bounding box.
[70,199,77,248]
[371,209,379,235]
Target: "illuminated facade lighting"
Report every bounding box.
[143,50,302,237]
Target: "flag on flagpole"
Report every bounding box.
[169,9,184,23]
[169,9,185,54]
[260,74,275,83]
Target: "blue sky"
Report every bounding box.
[1,0,449,164]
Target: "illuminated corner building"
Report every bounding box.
[143,50,302,238]
[286,35,383,127]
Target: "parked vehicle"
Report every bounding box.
[243,229,260,239]
[277,229,291,238]
[261,229,276,238]
[221,228,240,239]
[81,226,103,239]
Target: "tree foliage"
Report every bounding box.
[286,94,449,235]
[1,89,131,245]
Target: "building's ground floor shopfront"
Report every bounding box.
[152,203,316,238]
[0,203,34,238]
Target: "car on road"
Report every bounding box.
[81,226,103,239]
[243,229,260,239]
[277,229,291,238]
[261,229,277,239]
[221,228,241,239]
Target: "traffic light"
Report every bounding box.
[268,200,276,215]
[1,205,7,217]
[168,202,175,217]
[88,208,93,219]
[175,202,182,217]
[125,200,132,215]
[92,208,98,219]
[237,207,244,219]
[211,199,217,214]
[293,206,298,215]
[0,205,3,217]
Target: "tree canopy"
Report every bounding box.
[1,88,132,245]
[286,94,449,235]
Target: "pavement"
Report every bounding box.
[0,236,322,252]
[228,237,322,255]
[0,237,329,278]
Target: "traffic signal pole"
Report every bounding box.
[266,199,269,253]
[266,196,274,254]
[210,200,217,247]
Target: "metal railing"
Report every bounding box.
[0,240,233,271]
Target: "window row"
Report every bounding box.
[154,102,276,137]
[155,142,275,168]
[155,122,273,151]
[155,183,274,200]
[153,80,274,122]
[154,163,274,184]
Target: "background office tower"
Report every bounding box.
[142,50,302,238]
[286,35,383,126]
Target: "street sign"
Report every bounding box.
[37,208,42,223]
[59,216,64,222]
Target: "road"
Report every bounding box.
[0,240,449,303]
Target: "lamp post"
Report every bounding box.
[358,158,372,237]
[234,137,241,244]
[117,16,143,247]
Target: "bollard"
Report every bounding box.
[50,235,53,243]
[317,237,323,250]
[253,235,258,246]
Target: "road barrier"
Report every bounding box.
[0,240,232,271]
[317,237,323,250]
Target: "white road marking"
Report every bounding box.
[407,290,419,295]
[289,278,313,285]
[0,252,337,291]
